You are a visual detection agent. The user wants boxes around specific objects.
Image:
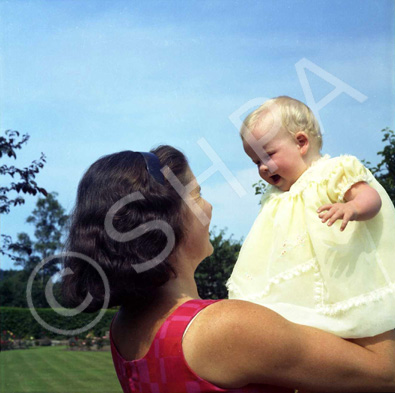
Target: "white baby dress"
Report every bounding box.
[227,155,395,338]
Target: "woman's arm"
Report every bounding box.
[183,299,395,392]
[318,181,382,231]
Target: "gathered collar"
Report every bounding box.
[262,154,331,200]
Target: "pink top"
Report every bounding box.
[110,299,285,393]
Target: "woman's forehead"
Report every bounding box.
[183,168,200,193]
[189,177,200,194]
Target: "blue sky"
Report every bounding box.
[1,0,394,270]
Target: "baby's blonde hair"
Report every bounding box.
[240,96,323,151]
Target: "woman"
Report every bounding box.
[62,145,395,393]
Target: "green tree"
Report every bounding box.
[252,179,267,203]
[364,128,395,205]
[11,192,69,279]
[195,228,242,299]
[2,233,39,272]
[0,130,47,214]
[0,269,30,307]
[1,130,47,261]
[1,193,69,307]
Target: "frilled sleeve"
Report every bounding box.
[326,155,371,203]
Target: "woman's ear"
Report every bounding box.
[295,132,309,155]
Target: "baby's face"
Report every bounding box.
[242,122,308,192]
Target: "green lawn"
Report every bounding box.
[0,346,122,393]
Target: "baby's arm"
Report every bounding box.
[317,181,382,231]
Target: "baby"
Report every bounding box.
[226,96,395,339]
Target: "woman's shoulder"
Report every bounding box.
[185,299,269,357]
[183,299,296,388]
[183,299,255,337]
[193,299,280,330]
[181,300,253,387]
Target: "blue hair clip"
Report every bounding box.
[136,152,165,185]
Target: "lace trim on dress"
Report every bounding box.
[228,261,395,316]
[262,155,331,200]
[226,258,318,300]
[316,283,395,316]
[313,261,327,306]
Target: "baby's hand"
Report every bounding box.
[317,202,359,231]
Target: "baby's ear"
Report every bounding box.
[295,132,309,155]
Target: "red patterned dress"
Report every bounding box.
[110,299,290,393]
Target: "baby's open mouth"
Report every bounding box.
[270,174,281,184]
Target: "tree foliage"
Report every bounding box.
[26,192,69,259]
[195,228,242,299]
[363,128,395,205]
[11,192,69,277]
[252,179,267,203]
[0,129,49,261]
[0,269,29,307]
[0,193,69,308]
[0,130,47,214]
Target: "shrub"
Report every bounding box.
[0,330,15,351]
[0,306,117,339]
[68,337,79,349]
[40,337,52,346]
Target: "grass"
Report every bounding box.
[0,346,122,393]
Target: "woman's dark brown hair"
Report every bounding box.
[62,145,190,312]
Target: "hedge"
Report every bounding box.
[0,307,118,339]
